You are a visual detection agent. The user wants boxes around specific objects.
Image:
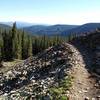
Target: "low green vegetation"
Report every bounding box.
[49,76,72,100]
[0,60,23,73]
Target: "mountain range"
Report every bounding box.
[61,23,100,35]
[23,24,78,35]
[0,22,100,35]
[0,24,11,30]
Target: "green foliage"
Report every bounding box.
[0,36,3,60]
[59,76,72,90]
[49,76,72,100]
[0,22,77,61]
[27,36,33,57]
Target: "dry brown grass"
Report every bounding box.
[0,59,24,73]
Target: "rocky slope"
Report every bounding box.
[0,43,80,99]
[0,32,100,100]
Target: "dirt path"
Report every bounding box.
[67,43,100,100]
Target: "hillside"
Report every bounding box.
[62,23,100,36]
[23,23,100,36]
[23,25,78,35]
[72,30,100,75]
[0,22,100,36]
[0,31,100,99]
[0,0,100,99]
[0,24,11,30]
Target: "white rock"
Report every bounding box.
[97,95,100,98]
[10,90,16,93]
[3,93,8,96]
[24,65,28,68]
[79,91,82,93]
[83,89,88,93]
[92,98,96,100]
[85,97,89,100]
[23,70,27,75]
[32,80,35,83]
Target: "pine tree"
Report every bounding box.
[17,31,22,59]
[12,22,17,59]
[21,31,25,59]
[21,31,29,59]
[0,36,3,67]
[27,36,33,57]
[11,22,22,59]
[2,30,9,60]
[33,37,39,54]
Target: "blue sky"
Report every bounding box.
[0,0,100,24]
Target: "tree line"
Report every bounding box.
[0,23,77,63]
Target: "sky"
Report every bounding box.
[0,0,100,25]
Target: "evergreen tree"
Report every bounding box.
[0,22,79,61]
[0,36,3,67]
[17,31,22,59]
[22,31,25,59]
[11,22,22,59]
[22,31,30,59]
[27,36,33,57]
[12,22,17,59]
[2,30,10,60]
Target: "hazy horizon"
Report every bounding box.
[0,0,100,25]
[1,21,100,26]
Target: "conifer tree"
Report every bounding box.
[22,31,25,59]
[0,36,3,67]
[11,23,22,59]
[12,22,17,59]
[27,36,33,57]
[2,30,9,60]
[17,31,22,59]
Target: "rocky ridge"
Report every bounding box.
[0,32,100,99]
[0,43,81,99]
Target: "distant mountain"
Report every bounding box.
[0,22,100,36]
[61,23,100,35]
[0,24,11,30]
[0,21,34,28]
[23,24,78,35]
[23,25,47,34]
